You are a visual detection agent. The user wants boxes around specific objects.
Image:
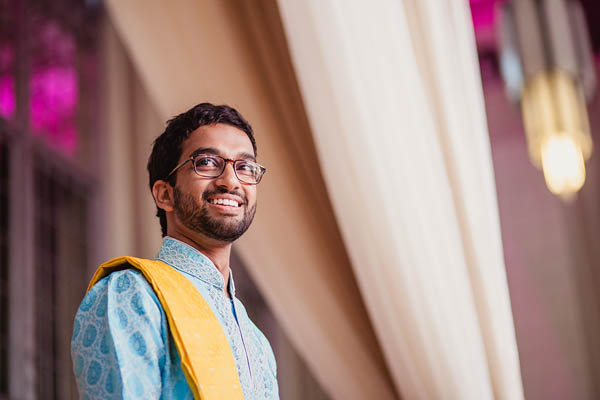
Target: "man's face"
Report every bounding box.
[171,123,257,242]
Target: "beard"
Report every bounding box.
[173,187,256,242]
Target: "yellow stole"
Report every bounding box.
[87,256,245,400]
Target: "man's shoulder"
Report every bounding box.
[92,267,152,296]
[79,267,163,320]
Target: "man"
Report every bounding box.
[71,103,279,399]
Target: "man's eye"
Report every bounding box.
[195,157,219,169]
[237,163,258,176]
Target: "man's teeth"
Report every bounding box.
[209,198,239,207]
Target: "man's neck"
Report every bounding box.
[167,231,232,297]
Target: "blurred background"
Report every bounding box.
[1,0,600,399]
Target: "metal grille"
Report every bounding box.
[34,161,88,400]
[0,138,9,397]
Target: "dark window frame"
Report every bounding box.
[1,0,103,398]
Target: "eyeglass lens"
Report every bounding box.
[193,155,263,184]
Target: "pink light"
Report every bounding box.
[0,75,15,119]
[469,0,503,30]
[0,44,14,119]
[30,66,78,155]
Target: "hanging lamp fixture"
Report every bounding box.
[498,0,596,200]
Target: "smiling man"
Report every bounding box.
[71,103,279,399]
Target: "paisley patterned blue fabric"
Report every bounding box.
[71,237,279,399]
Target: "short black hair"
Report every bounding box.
[147,102,256,237]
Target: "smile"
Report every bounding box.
[208,198,241,207]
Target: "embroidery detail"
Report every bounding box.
[156,237,225,290]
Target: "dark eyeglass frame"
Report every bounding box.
[166,154,266,185]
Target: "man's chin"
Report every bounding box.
[201,213,246,233]
[202,225,247,243]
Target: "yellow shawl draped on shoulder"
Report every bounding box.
[87,256,245,400]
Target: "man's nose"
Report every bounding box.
[215,162,240,189]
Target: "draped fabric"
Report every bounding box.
[277,0,524,399]
[104,1,396,399]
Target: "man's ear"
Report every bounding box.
[152,180,175,212]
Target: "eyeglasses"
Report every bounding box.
[167,154,266,185]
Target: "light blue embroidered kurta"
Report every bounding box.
[71,237,279,399]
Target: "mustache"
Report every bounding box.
[202,187,247,204]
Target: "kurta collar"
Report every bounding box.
[156,236,235,297]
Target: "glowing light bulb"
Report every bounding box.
[540,134,586,199]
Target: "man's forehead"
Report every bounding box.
[189,147,256,162]
[181,124,254,157]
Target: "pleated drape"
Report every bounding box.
[277,0,525,399]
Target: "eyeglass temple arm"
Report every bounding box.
[166,157,193,179]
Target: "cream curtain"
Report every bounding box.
[277,0,524,399]
[104,1,396,399]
